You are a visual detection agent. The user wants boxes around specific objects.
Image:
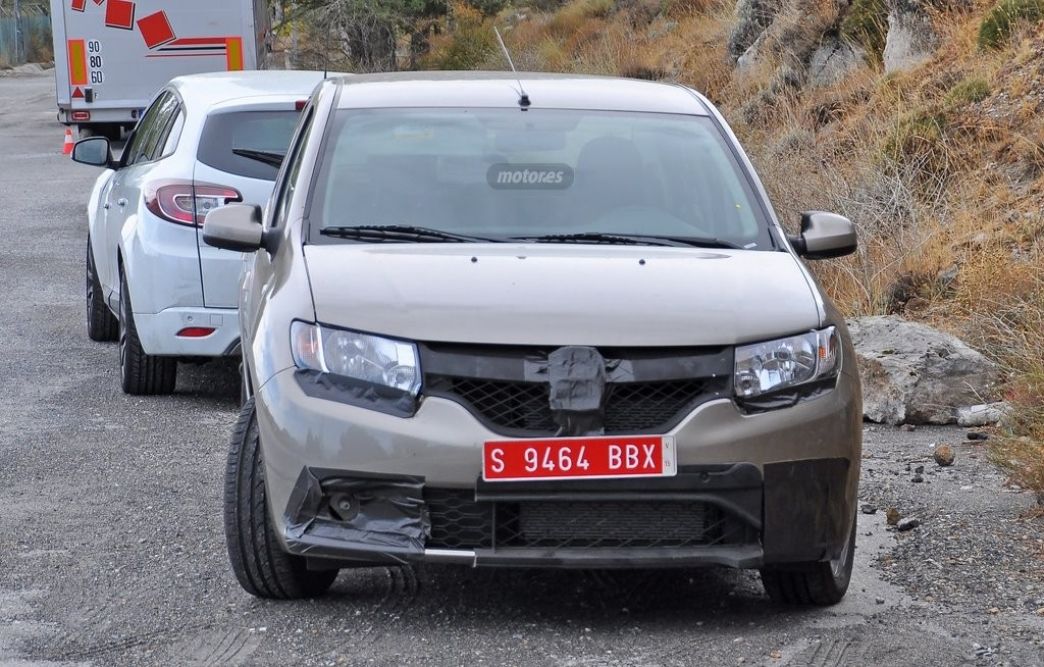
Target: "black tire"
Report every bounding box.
[118,270,177,395]
[224,398,338,599]
[86,236,118,342]
[760,511,856,606]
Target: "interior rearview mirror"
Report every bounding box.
[71,136,113,168]
[203,204,265,253]
[789,211,857,260]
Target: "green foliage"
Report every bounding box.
[465,0,510,15]
[427,2,498,69]
[840,0,888,60]
[884,109,947,165]
[979,0,1044,49]
[944,77,991,106]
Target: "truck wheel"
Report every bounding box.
[86,236,118,342]
[224,398,338,599]
[118,271,177,395]
[760,511,856,606]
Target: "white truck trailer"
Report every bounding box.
[49,0,268,137]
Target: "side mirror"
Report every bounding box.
[203,204,265,253]
[71,136,113,168]
[789,211,857,260]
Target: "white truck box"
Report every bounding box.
[49,0,267,136]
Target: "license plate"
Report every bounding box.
[483,435,676,482]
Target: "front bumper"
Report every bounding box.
[281,459,849,569]
[255,367,862,570]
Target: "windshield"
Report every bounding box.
[311,108,773,248]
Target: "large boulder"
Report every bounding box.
[808,34,867,86]
[729,0,785,60]
[847,316,1003,425]
[882,0,938,73]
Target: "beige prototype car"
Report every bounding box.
[203,72,862,605]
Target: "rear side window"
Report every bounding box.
[197,111,301,181]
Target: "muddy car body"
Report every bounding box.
[205,72,862,605]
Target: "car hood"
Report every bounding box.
[303,244,822,347]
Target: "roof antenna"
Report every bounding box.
[494,26,530,109]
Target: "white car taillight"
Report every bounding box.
[144,180,242,227]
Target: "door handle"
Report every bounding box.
[117,198,128,207]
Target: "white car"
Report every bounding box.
[72,70,327,395]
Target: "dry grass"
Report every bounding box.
[420,0,1044,495]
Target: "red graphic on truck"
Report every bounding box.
[67,0,245,81]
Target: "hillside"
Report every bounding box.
[414,0,1044,494]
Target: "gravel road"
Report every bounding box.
[1,70,1043,667]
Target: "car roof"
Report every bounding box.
[167,70,330,109]
[330,71,709,115]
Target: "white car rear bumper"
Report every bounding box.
[134,306,240,357]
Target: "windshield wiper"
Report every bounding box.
[320,225,503,243]
[511,232,746,249]
[232,148,285,168]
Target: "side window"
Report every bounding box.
[159,106,185,158]
[123,92,181,166]
[122,92,170,166]
[137,94,181,163]
[269,107,315,230]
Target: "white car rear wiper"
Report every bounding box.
[320,225,503,243]
[511,232,745,249]
[232,148,285,168]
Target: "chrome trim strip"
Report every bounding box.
[424,548,477,565]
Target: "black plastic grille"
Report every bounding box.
[429,378,719,436]
[604,380,709,433]
[447,378,555,432]
[424,488,750,551]
[425,488,494,549]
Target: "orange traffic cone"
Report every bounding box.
[63,128,75,156]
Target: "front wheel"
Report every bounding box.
[86,236,118,342]
[224,398,338,599]
[759,510,856,606]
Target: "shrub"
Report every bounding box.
[840,0,889,60]
[425,2,498,70]
[944,77,991,106]
[978,0,1044,50]
[884,110,947,165]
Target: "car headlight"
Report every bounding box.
[290,321,421,396]
[734,327,840,398]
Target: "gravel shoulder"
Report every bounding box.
[1,72,1042,667]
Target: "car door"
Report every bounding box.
[101,91,181,305]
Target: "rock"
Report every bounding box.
[808,34,866,87]
[956,402,1010,427]
[886,507,900,525]
[847,316,1002,425]
[901,424,916,432]
[966,431,989,441]
[736,31,769,73]
[933,444,956,466]
[0,62,51,78]
[914,465,925,474]
[911,474,924,483]
[883,0,938,73]
[728,0,784,60]
[861,504,877,514]
[897,517,921,531]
